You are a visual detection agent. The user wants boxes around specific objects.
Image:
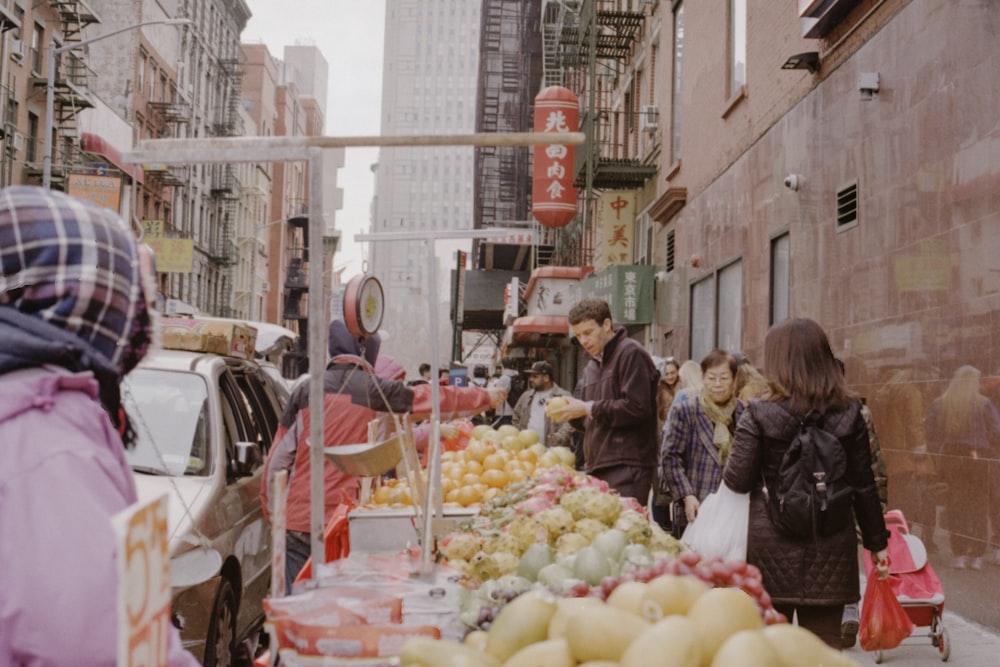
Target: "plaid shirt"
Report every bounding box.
[0,186,142,372]
[661,391,745,502]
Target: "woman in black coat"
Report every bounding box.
[723,318,890,649]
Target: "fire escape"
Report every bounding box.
[541,0,655,266]
[144,99,190,188]
[27,1,101,186]
[474,0,550,274]
[208,53,244,318]
[282,211,309,376]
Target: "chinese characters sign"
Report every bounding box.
[68,173,122,211]
[532,86,578,228]
[595,190,636,271]
[575,264,654,324]
[142,219,194,273]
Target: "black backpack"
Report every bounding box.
[762,410,855,540]
[506,373,527,408]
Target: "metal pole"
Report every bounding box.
[422,240,442,571]
[41,46,55,189]
[248,232,257,321]
[306,147,327,580]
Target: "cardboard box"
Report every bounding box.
[160,317,257,359]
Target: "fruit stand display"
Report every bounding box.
[264,422,862,667]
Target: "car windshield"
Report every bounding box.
[123,369,211,477]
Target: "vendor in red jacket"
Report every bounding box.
[549,298,660,503]
[263,319,505,591]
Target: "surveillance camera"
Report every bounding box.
[784,174,801,191]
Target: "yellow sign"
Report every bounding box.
[113,494,170,667]
[68,173,122,211]
[147,238,194,273]
[141,219,165,240]
[594,190,636,270]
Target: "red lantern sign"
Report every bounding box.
[532,86,578,229]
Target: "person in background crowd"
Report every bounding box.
[652,356,681,531]
[723,318,889,649]
[470,364,489,388]
[408,361,432,386]
[549,298,659,503]
[925,364,1000,570]
[492,356,520,427]
[0,186,198,665]
[661,349,744,538]
[871,365,936,543]
[262,320,505,591]
[438,367,451,385]
[671,359,704,409]
[512,360,573,447]
[735,356,769,403]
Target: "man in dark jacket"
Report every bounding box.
[549,298,659,502]
[511,360,574,447]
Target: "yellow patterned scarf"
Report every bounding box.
[700,391,738,464]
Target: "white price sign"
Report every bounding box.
[113,493,171,667]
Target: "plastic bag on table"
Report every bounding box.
[680,484,749,561]
[859,575,915,651]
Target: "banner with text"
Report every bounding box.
[573,264,654,325]
[594,190,636,271]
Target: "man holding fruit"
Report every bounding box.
[512,360,574,448]
[548,298,660,502]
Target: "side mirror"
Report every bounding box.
[233,441,262,477]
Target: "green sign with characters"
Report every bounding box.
[572,264,654,324]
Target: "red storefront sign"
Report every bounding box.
[532,86,578,229]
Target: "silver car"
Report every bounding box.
[123,347,285,666]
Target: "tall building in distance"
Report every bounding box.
[371,0,482,376]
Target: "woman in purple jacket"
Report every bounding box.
[0,187,197,666]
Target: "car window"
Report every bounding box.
[123,369,211,476]
[234,368,281,453]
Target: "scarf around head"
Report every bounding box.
[0,186,151,445]
[700,390,737,464]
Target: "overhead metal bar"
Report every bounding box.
[124,132,586,165]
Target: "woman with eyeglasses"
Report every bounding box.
[660,349,743,538]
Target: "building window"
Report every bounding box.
[690,275,715,363]
[26,112,37,163]
[717,259,743,353]
[670,3,684,166]
[770,232,790,324]
[690,259,743,360]
[665,228,675,273]
[728,0,746,98]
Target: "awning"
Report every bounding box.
[504,314,571,348]
[80,133,144,184]
[510,314,569,335]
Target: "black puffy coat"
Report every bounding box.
[723,398,889,606]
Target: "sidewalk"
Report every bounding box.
[844,610,1000,665]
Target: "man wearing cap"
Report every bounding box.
[512,360,574,448]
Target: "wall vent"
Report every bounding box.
[665,228,676,272]
[836,181,858,228]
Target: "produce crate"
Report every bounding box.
[160,316,257,359]
[347,507,477,554]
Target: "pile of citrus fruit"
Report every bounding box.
[366,424,576,509]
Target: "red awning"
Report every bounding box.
[510,314,569,335]
[80,133,143,184]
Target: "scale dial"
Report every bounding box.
[343,274,385,338]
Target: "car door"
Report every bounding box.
[216,367,271,637]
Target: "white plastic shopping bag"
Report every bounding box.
[680,484,749,561]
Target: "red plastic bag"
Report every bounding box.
[859,575,915,651]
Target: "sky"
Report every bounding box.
[242,1,386,280]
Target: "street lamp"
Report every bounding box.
[42,18,192,188]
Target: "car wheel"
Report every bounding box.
[203,578,237,667]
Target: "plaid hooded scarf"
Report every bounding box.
[0,186,152,445]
